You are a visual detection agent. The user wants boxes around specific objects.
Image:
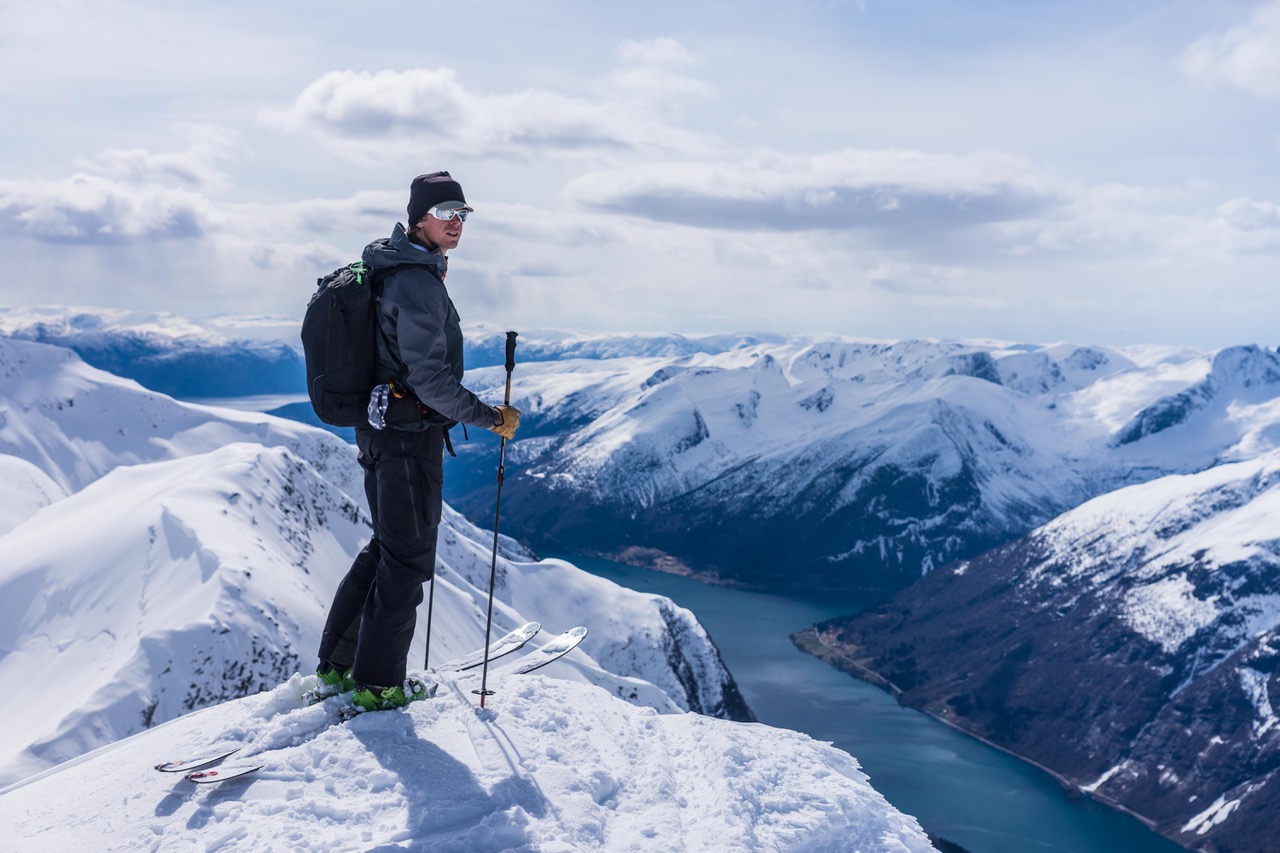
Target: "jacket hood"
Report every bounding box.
[362,223,448,275]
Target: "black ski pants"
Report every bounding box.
[317,424,443,688]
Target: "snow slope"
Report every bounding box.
[0,337,748,788]
[1,673,933,853]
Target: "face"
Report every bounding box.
[416,208,464,252]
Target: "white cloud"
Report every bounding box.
[618,37,696,67]
[262,42,718,163]
[0,129,245,244]
[1181,2,1280,97]
[0,173,217,243]
[72,125,238,191]
[563,148,1064,234]
[1218,196,1280,231]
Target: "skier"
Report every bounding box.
[314,171,520,712]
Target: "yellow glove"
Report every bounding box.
[489,404,521,441]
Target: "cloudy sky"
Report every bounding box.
[1,0,1278,347]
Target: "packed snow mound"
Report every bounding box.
[2,674,934,853]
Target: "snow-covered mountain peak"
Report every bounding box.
[0,440,367,783]
[1209,344,1280,392]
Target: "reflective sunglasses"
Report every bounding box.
[428,206,469,222]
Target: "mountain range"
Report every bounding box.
[452,328,1280,597]
[13,306,1278,599]
[0,305,303,398]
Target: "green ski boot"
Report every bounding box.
[349,676,437,714]
[303,662,355,705]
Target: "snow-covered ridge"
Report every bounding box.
[3,674,934,852]
[1033,449,1280,667]
[0,336,749,789]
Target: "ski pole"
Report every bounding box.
[424,571,436,670]
[473,330,518,708]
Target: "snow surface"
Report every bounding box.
[0,454,64,535]
[1,674,933,852]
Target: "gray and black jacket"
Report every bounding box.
[362,223,497,431]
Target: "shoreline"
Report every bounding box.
[790,627,1187,850]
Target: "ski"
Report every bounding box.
[154,747,240,773]
[154,622,562,775]
[495,626,588,676]
[299,623,539,705]
[435,621,541,672]
[185,763,263,784]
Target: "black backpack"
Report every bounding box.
[301,261,389,427]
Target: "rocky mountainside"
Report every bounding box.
[0,336,750,787]
[804,451,1280,852]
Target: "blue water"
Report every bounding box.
[566,556,1186,853]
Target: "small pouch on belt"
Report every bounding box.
[367,384,392,429]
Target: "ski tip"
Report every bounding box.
[184,765,263,784]
[154,747,241,773]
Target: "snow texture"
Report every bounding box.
[1,674,933,852]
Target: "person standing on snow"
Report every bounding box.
[314,171,520,712]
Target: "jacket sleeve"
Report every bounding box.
[384,271,498,428]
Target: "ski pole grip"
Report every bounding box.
[505,331,518,374]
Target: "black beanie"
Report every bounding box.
[407,171,470,227]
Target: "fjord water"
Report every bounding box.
[568,556,1186,853]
